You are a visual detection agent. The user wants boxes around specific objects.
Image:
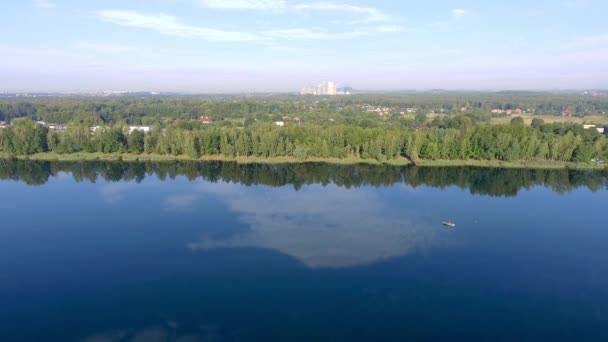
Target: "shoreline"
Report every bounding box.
[0,152,606,170]
[412,159,607,170]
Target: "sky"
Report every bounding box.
[1,0,607,92]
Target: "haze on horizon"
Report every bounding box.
[2,0,608,93]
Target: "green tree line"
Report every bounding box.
[1,118,607,163]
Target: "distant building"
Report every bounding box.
[491,108,524,115]
[0,121,7,128]
[274,121,285,127]
[562,109,574,117]
[328,82,337,95]
[337,87,353,95]
[301,81,341,96]
[47,124,67,132]
[363,105,392,115]
[128,126,151,134]
[199,116,214,124]
[583,124,605,134]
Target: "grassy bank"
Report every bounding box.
[1,152,606,169]
[413,159,607,170]
[0,152,413,166]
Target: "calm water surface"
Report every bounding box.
[1,160,607,341]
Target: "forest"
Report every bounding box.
[0,117,608,163]
[1,92,608,125]
[1,94,607,165]
[0,116,607,164]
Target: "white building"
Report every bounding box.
[301,81,339,96]
[274,121,285,127]
[583,124,605,134]
[326,81,337,95]
[48,124,67,132]
[128,126,151,134]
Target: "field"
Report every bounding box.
[489,114,608,126]
[423,112,608,126]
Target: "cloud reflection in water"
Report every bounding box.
[188,182,442,268]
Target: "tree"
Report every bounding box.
[573,144,593,163]
[244,117,256,128]
[127,130,145,154]
[293,144,309,160]
[59,123,92,153]
[95,128,126,153]
[144,130,159,154]
[510,116,525,125]
[531,118,545,129]
[6,118,47,155]
[47,131,60,151]
[415,112,428,125]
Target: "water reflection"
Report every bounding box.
[82,324,227,342]
[99,182,141,203]
[2,159,608,341]
[1,159,607,196]
[188,182,440,268]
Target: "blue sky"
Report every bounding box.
[1,0,607,92]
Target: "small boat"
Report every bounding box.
[442,221,456,228]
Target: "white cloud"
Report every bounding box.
[294,2,388,22]
[451,8,467,17]
[369,25,406,33]
[264,28,364,40]
[562,0,593,9]
[560,33,608,49]
[263,25,404,40]
[33,0,55,9]
[96,9,403,42]
[74,42,137,54]
[200,0,287,11]
[199,0,388,22]
[96,10,258,42]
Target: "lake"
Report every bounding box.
[1,160,607,341]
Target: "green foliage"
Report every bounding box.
[0,118,47,155]
[0,96,606,163]
[510,116,525,125]
[127,130,145,154]
[415,112,428,125]
[531,118,545,129]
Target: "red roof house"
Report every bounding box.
[199,116,214,124]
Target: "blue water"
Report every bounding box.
[1,161,607,341]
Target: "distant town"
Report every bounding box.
[1,89,607,99]
[300,81,353,96]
